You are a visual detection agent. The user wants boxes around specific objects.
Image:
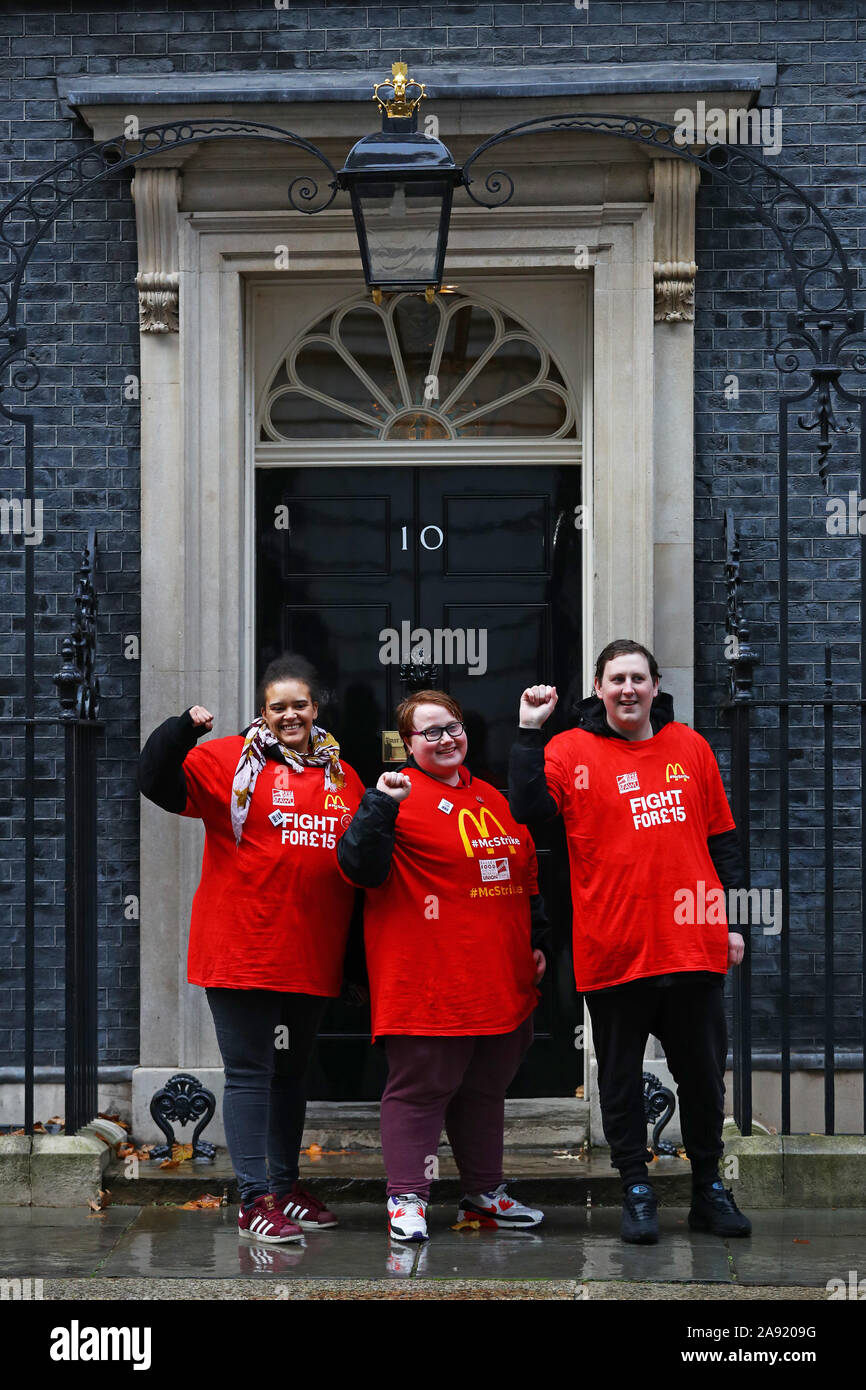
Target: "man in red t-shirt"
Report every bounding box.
[509,639,752,1245]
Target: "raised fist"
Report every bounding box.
[519,685,558,729]
[188,705,214,732]
[376,770,412,802]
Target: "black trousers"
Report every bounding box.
[584,979,727,1186]
[206,988,327,1206]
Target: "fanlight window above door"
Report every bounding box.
[258,292,578,442]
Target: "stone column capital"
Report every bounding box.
[649,158,699,323]
[130,167,182,334]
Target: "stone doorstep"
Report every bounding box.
[99,1134,866,1210]
[301,1099,590,1151]
[102,1148,696,1208]
[5,1132,866,1210]
[0,1134,111,1209]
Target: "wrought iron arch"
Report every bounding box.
[463,113,857,308]
[0,118,338,388]
[463,110,866,481]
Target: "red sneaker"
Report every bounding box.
[276,1183,338,1230]
[237,1193,303,1243]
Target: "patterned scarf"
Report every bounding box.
[230,717,345,846]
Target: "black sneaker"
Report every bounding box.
[689,1180,752,1237]
[621,1182,659,1244]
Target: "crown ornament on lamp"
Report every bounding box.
[372,62,427,120]
[336,63,462,302]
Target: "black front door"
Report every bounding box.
[256,463,583,1098]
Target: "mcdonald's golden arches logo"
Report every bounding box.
[457,806,518,858]
[324,793,350,810]
[665,763,690,783]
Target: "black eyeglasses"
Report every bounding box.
[409,721,464,743]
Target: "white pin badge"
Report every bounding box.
[438,798,453,814]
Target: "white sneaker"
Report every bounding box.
[387,1193,428,1241]
[457,1183,544,1229]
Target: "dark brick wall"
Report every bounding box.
[0,0,863,1069]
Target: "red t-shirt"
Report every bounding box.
[180,735,364,994]
[543,722,736,990]
[359,765,540,1039]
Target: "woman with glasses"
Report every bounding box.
[337,688,548,1242]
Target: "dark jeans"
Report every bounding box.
[206,987,327,1207]
[585,979,727,1187]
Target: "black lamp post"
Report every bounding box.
[336,63,463,302]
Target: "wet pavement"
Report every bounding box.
[2,1203,863,1291]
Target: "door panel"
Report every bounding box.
[256,463,582,1097]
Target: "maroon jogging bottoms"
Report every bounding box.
[380,1015,533,1199]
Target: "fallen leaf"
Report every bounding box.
[304,1143,323,1157]
[98,1112,130,1131]
[575,1086,585,1099]
[179,1194,223,1210]
[32,1122,46,1133]
[159,1159,180,1170]
[171,1143,193,1163]
[451,1218,481,1232]
[793,1238,810,1244]
[117,1142,136,1158]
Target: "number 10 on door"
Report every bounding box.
[401,525,444,551]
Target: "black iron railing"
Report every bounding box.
[0,532,102,1135]
[724,511,866,1137]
